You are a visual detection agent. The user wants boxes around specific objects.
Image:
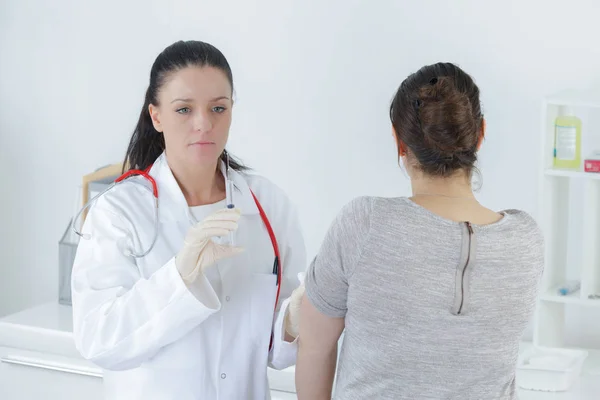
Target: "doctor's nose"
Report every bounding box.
[193,110,213,132]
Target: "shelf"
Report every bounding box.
[536,91,600,363]
[540,291,600,307]
[545,89,600,108]
[545,169,600,180]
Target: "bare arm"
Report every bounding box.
[296,293,345,400]
[296,197,371,397]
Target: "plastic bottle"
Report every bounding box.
[557,280,580,296]
[553,106,582,169]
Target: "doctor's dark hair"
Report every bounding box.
[389,62,483,177]
[123,40,246,172]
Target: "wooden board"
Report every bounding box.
[81,163,124,222]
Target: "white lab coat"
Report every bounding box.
[71,152,306,400]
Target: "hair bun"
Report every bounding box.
[389,62,483,177]
[416,76,479,156]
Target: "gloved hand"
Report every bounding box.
[176,207,243,284]
[284,272,306,338]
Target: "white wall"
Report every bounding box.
[1,0,600,343]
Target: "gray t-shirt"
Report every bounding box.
[305,196,544,400]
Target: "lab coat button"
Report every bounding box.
[225,296,230,302]
[221,373,226,379]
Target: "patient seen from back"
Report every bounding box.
[296,62,544,400]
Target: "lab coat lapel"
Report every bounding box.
[148,152,259,224]
[148,153,189,223]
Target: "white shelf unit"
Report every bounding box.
[534,89,600,367]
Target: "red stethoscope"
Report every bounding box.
[72,164,282,350]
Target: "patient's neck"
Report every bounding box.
[410,171,474,199]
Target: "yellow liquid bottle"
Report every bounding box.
[553,106,582,169]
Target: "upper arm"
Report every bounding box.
[304,197,372,318]
[72,182,153,301]
[71,202,144,359]
[299,292,344,352]
[72,202,140,306]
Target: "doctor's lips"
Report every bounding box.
[190,140,216,146]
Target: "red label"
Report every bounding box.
[584,159,600,173]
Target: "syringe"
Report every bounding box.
[226,177,235,245]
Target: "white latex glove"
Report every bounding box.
[284,272,306,338]
[176,207,243,284]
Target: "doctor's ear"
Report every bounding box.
[148,104,163,133]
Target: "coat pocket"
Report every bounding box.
[249,273,278,348]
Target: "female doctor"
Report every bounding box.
[71,40,306,400]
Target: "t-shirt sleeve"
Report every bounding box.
[304,196,373,318]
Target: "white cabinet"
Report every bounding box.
[0,345,299,400]
[535,90,600,356]
[268,367,297,399]
[269,390,297,399]
[0,303,103,400]
[0,347,103,400]
[0,303,299,399]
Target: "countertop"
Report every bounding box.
[1,302,599,399]
[0,302,80,359]
[0,302,296,393]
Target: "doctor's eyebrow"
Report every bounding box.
[170,96,230,104]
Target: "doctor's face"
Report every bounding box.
[148,66,233,168]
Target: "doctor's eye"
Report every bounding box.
[212,106,227,113]
[176,107,191,114]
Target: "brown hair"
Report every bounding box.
[389,62,483,177]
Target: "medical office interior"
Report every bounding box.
[1,0,600,398]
